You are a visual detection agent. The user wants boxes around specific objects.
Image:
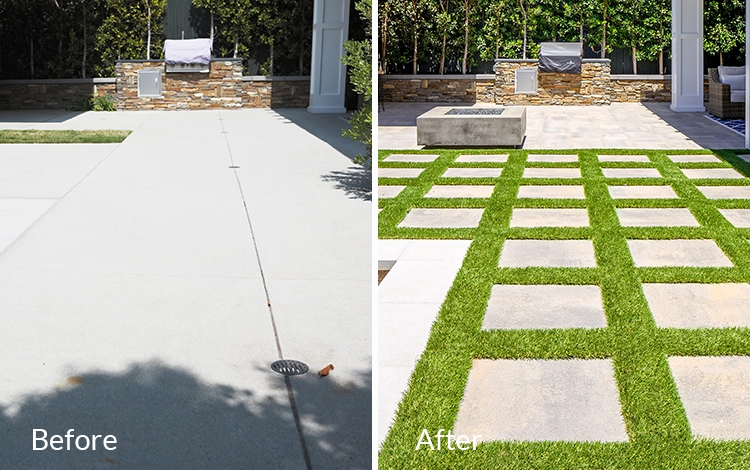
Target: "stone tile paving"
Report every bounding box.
[527,154,579,162]
[382,153,440,162]
[378,186,406,199]
[442,168,503,178]
[379,168,424,179]
[379,149,750,465]
[455,154,508,162]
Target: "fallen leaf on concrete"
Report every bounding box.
[318,364,334,378]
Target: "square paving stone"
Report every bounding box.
[719,209,750,228]
[499,240,597,268]
[510,209,589,227]
[443,168,503,178]
[425,185,495,198]
[456,154,508,163]
[398,208,484,228]
[669,356,750,440]
[598,155,650,162]
[453,359,628,442]
[608,186,678,199]
[527,154,579,162]
[378,186,406,198]
[382,153,440,162]
[627,240,733,267]
[682,168,745,179]
[697,186,750,199]
[523,168,581,179]
[617,208,699,227]
[668,154,722,163]
[643,283,750,328]
[482,285,607,330]
[517,185,586,199]
[602,168,662,178]
[379,168,424,179]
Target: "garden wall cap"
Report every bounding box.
[242,76,311,82]
[0,78,116,84]
[380,74,495,80]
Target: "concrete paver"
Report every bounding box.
[616,208,699,227]
[379,168,424,178]
[523,168,581,179]
[668,154,722,163]
[383,153,439,162]
[398,208,484,228]
[628,240,733,267]
[453,359,628,442]
[499,240,597,267]
[425,185,495,198]
[598,155,650,162]
[527,154,579,162]
[442,168,502,178]
[608,186,678,199]
[643,283,750,328]
[456,154,508,162]
[483,285,607,329]
[697,186,750,199]
[682,168,744,179]
[379,185,406,198]
[669,356,750,440]
[517,185,586,199]
[602,168,662,178]
[510,208,589,227]
[718,209,750,228]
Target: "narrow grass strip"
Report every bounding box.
[0,129,131,143]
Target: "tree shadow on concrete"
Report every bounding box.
[0,360,371,469]
[321,166,372,201]
[271,108,365,161]
[0,110,82,124]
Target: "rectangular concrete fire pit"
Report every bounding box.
[416,107,526,147]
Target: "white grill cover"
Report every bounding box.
[539,42,583,57]
[164,39,212,65]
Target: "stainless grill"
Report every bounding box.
[538,42,583,74]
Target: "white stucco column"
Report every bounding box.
[671,0,705,112]
[308,0,350,113]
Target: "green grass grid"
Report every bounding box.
[378,148,750,469]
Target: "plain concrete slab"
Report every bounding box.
[396,239,473,261]
[682,168,745,179]
[697,186,750,199]
[527,154,579,162]
[668,154,722,163]
[602,168,662,178]
[453,359,628,442]
[598,155,650,162]
[517,185,586,199]
[0,144,117,198]
[510,208,589,227]
[628,240,733,267]
[669,356,750,440]
[0,109,156,131]
[523,168,581,179]
[616,208,699,227]
[398,208,484,228]
[383,153,439,162]
[499,240,597,268]
[379,260,468,304]
[442,168,503,178]
[482,285,607,329]
[379,185,406,198]
[737,154,750,162]
[425,185,495,198]
[608,186,678,199]
[0,199,57,253]
[377,239,411,262]
[379,168,424,178]
[719,209,750,228]
[643,283,750,328]
[456,154,508,162]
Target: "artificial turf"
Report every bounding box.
[0,129,131,143]
[378,148,750,469]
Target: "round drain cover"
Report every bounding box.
[271,360,309,376]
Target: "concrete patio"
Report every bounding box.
[0,109,371,468]
[379,102,745,150]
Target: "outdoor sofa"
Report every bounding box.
[708,66,746,120]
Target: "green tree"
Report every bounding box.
[705,0,745,65]
[340,0,372,168]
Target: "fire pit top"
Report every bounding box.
[445,108,505,116]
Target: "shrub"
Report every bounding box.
[91,94,117,111]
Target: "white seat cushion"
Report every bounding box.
[730,90,746,103]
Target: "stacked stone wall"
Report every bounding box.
[0,79,116,110]
[379,75,495,103]
[242,78,310,108]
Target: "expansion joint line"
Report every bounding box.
[218,111,313,470]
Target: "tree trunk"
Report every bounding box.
[720,51,724,66]
[210,13,214,43]
[270,41,274,76]
[380,6,388,73]
[462,4,469,74]
[146,0,152,60]
[601,0,607,58]
[631,46,637,74]
[440,34,446,74]
[519,0,527,59]
[659,50,664,74]
[412,32,418,75]
[233,38,238,58]
[82,0,87,78]
[30,37,34,77]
